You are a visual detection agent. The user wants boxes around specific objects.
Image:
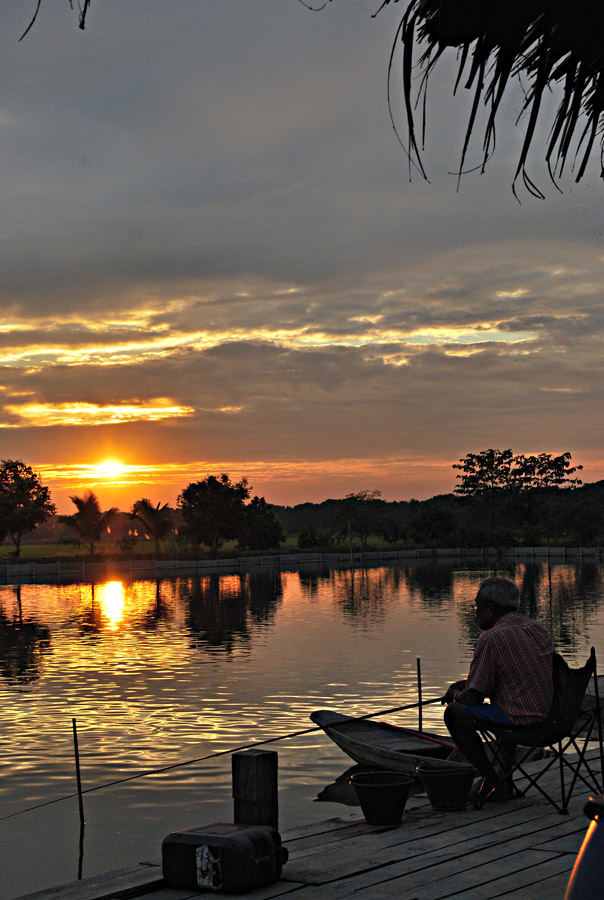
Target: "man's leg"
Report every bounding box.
[444,701,497,781]
[445,702,515,800]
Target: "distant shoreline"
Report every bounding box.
[2,545,603,585]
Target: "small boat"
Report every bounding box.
[311,710,472,777]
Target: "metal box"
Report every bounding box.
[162,822,288,893]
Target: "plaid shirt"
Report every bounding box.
[466,612,554,724]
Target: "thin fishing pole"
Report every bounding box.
[0,727,318,822]
[0,695,444,823]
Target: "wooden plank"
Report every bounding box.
[122,889,196,900]
[535,831,585,853]
[200,880,307,900]
[499,869,574,898]
[347,849,565,899]
[284,812,576,897]
[280,813,361,842]
[427,855,575,899]
[16,875,306,900]
[129,881,306,900]
[284,798,576,882]
[282,818,372,851]
[287,796,552,857]
[13,866,163,900]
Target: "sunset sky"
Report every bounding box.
[1,1,603,514]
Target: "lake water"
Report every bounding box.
[1,557,603,898]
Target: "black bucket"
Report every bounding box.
[350,771,413,825]
[417,763,474,811]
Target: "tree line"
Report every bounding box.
[0,464,282,558]
[0,450,601,559]
[281,450,595,550]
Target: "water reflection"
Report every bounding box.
[300,566,404,624]
[141,579,171,630]
[456,561,604,659]
[0,587,51,685]
[183,570,283,655]
[1,559,604,900]
[0,561,601,673]
[74,581,165,638]
[404,563,458,606]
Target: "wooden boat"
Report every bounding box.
[311,710,473,777]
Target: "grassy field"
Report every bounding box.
[0,535,398,562]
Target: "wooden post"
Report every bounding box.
[417,657,423,732]
[72,718,85,827]
[232,749,278,829]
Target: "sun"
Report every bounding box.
[94,459,127,477]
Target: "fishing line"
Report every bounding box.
[0,696,444,822]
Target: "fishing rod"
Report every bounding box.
[0,694,446,822]
[357,696,445,720]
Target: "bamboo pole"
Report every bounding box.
[417,657,423,732]
[72,718,85,826]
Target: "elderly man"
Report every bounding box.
[444,576,554,800]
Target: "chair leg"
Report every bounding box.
[473,730,571,814]
[592,658,604,790]
[557,739,568,815]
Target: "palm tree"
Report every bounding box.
[130,499,173,555]
[60,491,118,554]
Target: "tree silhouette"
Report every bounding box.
[0,459,56,558]
[453,448,583,538]
[238,496,283,552]
[130,498,174,555]
[60,491,118,554]
[178,474,250,554]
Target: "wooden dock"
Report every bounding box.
[16,752,599,900]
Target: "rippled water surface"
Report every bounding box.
[1,558,603,898]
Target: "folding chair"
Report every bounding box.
[472,647,604,814]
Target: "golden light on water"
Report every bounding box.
[97,580,126,631]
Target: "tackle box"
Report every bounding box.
[162,822,288,893]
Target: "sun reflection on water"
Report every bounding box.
[96,581,125,630]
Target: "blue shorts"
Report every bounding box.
[461,703,512,724]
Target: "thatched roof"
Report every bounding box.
[379,0,604,195]
[21,0,604,193]
[20,0,91,41]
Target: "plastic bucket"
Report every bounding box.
[350,771,413,825]
[417,763,474,811]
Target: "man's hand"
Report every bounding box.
[443,679,466,703]
[450,686,485,706]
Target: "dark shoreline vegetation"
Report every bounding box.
[2,479,604,565]
[1,452,601,562]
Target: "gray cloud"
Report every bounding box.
[1,1,603,505]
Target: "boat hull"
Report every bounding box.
[311,710,471,777]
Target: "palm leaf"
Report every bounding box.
[381,0,604,192]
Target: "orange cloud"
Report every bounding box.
[1,400,195,427]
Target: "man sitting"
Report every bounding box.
[444,576,554,800]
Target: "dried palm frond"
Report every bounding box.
[377,0,604,193]
[20,0,91,41]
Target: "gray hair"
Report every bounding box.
[475,576,519,611]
